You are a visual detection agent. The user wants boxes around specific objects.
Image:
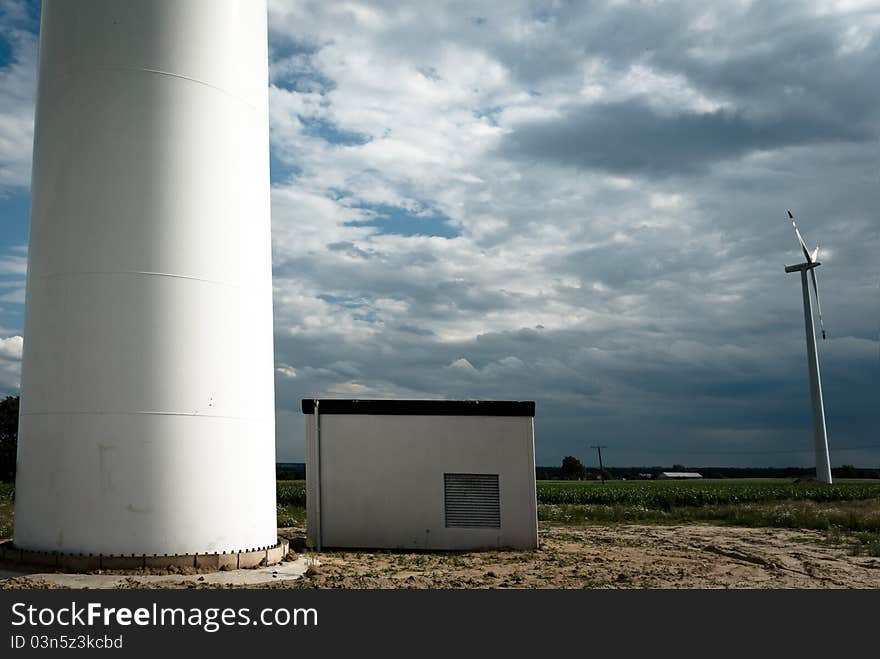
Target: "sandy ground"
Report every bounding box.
[2,523,879,589]
[283,523,880,589]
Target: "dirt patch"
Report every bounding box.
[0,576,68,590]
[284,523,880,589]
[4,524,879,589]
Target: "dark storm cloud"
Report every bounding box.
[272,300,879,465]
[476,1,880,181]
[653,8,880,128]
[502,102,872,175]
[480,1,880,128]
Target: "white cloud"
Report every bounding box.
[276,364,298,378]
[0,251,26,275]
[446,358,476,373]
[0,334,21,359]
[0,287,24,303]
[0,2,37,191]
[0,334,22,392]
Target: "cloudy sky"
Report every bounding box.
[0,0,877,468]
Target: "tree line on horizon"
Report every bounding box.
[0,395,18,482]
[543,455,875,480]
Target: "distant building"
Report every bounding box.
[657,472,703,480]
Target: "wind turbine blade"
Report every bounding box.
[788,210,812,263]
[809,268,827,340]
[811,245,819,263]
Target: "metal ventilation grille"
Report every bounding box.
[444,473,501,528]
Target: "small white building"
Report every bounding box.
[303,399,538,551]
[656,472,703,480]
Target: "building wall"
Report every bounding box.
[306,414,538,550]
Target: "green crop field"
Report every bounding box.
[534,479,880,556]
[273,478,880,509]
[277,480,307,506]
[276,480,307,526]
[0,482,13,539]
[535,479,880,508]
[2,479,879,557]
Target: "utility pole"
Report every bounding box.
[590,445,607,482]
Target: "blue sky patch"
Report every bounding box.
[316,293,380,323]
[475,105,504,126]
[268,39,335,94]
[269,39,318,61]
[0,189,29,248]
[299,116,370,146]
[0,190,29,333]
[0,0,39,35]
[272,68,336,95]
[0,33,12,68]
[270,151,301,185]
[317,293,366,309]
[345,203,460,239]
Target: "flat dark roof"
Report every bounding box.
[301,399,535,417]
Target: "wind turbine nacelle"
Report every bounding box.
[785,261,821,273]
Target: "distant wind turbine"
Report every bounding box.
[785,210,832,484]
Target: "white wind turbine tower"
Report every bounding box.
[785,210,832,484]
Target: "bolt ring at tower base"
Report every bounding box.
[0,537,289,572]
